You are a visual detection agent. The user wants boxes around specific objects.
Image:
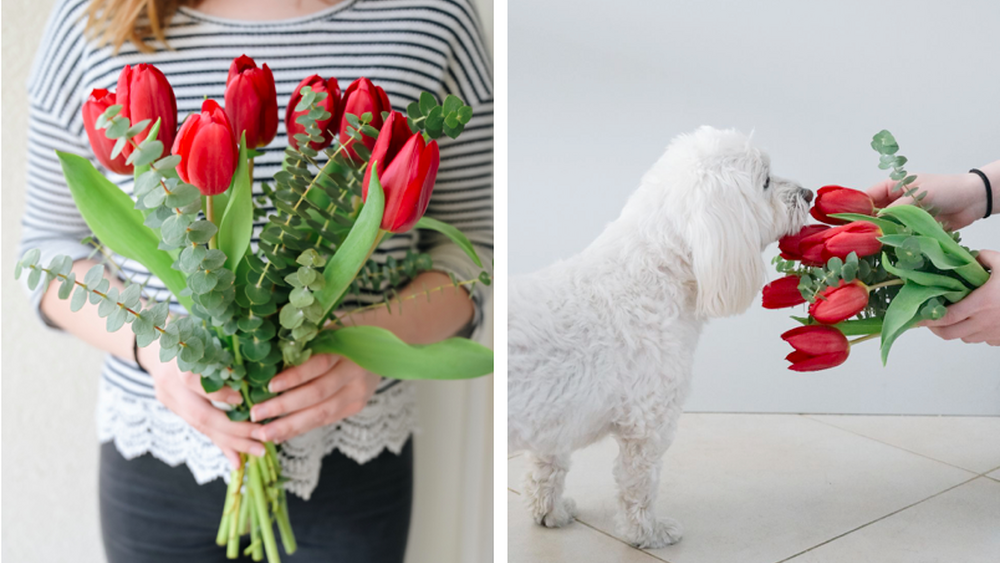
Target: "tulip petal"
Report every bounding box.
[781,325,849,356]
[187,122,237,195]
[788,350,850,372]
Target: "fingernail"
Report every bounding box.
[250,407,265,422]
[252,445,266,457]
[268,380,282,393]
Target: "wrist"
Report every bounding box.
[967,168,995,219]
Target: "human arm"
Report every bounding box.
[866,160,1000,230]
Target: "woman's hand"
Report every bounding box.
[920,250,1000,346]
[248,354,381,443]
[866,172,987,231]
[140,339,265,467]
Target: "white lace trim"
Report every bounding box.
[96,377,416,500]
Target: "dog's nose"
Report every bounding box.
[800,188,813,203]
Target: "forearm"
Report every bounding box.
[39,258,135,362]
[338,270,475,344]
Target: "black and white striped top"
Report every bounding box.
[20,0,492,491]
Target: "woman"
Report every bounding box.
[867,161,999,346]
[20,0,493,560]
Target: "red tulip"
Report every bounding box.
[339,77,393,159]
[779,225,829,264]
[172,99,239,196]
[115,63,177,162]
[811,185,877,225]
[810,280,869,324]
[781,325,850,372]
[286,74,342,151]
[362,111,439,233]
[762,275,807,309]
[82,88,132,175]
[224,55,278,149]
[800,221,882,264]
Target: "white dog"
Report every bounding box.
[508,126,812,548]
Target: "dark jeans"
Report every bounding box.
[99,439,413,563]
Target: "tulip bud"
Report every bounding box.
[762,275,807,309]
[809,280,868,324]
[82,89,132,175]
[779,225,829,265]
[362,111,439,233]
[224,55,278,149]
[172,99,239,196]
[115,64,177,162]
[811,185,877,225]
[286,74,342,151]
[339,77,393,159]
[781,325,850,372]
[800,221,882,264]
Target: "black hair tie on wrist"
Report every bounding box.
[969,168,993,219]
[133,336,146,372]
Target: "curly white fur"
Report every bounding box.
[508,127,812,548]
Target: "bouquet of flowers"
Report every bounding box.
[764,130,991,371]
[15,57,492,562]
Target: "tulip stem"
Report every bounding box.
[849,332,881,346]
[868,279,904,290]
[206,195,218,250]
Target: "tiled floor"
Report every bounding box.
[508,414,1000,563]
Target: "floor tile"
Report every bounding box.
[987,468,1000,482]
[510,414,974,563]
[786,477,1000,563]
[507,490,664,563]
[808,415,1000,473]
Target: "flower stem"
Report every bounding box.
[849,332,881,346]
[206,195,217,250]
[867,279,904,290]
[248,456,281,563]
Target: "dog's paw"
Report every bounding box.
[534,498,577,528]
[623,517,683,549]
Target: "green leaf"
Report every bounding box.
[310,326,493,380]
[289,286,314,308]
[406,101,423,119]
[878,205,989,287]
[414,216,483,267]
[188,270,219,294]
[833,317,883,336]
[186,220,218,244]
[457,105,473,124]
[880,283,955,365]
[71,285,88,312]
[314,166,385,318]
[56,151,192,311]
[106,307,128,332]
[218,134,253,273]
[419,92,437,116]
[279,303,306,330]
[871,129,899,155]
[880,252,971,294]
[165,183,200,208]
[879,235,968,270]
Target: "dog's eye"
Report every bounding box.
[763,176,771,190]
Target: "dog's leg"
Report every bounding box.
[612,432,683,548]
[522,452,577,528]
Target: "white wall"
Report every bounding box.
[1,1,494,562]
[509,0,1000,415]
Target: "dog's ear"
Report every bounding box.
[688,197,766,318]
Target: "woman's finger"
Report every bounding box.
[179,370,243,405]
[928,318,983,341]
[267,353,338,394]
[250,368,351,422]
[253,399,343,443]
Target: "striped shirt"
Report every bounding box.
[20,0,493,497]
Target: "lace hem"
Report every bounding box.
[96,377,416,499]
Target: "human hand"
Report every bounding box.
[866,172,987,231]
[248,354,381,444]
[919,250,1000,346]
[141,339,264,467]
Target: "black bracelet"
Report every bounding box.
[133,335,146,372]
[969,168,993,219]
